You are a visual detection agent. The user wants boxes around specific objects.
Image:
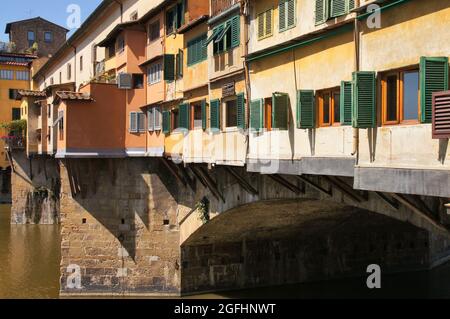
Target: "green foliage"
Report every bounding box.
[196,197,210,224]
[0,119,27,133]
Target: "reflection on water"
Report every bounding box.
[1,204,450,299]
[0,205,61,299]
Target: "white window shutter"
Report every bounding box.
[154,106,162,130]
[148,108,155,131]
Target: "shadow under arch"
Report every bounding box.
[180,198,433,295]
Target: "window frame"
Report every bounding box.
[27,30,35,47]
[44,31,53,43]
[279,0,297,33]
[190,101,204,130]
[147,62,162,85]
[148,20,160,43]
[317,87,341,127]
[223,96,239,130]
[381,67,421,126]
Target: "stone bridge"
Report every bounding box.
[10,155,450,296]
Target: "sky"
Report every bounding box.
[0,0,102,42]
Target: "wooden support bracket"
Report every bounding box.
[268,174,302,195]
[191,165,225,203]
[225,167,258,196]
[324,176,366,203]
[375,192,400,210]
[296,175,331,197]
[160,158,187,187]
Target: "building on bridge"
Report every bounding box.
[11,0,450,296]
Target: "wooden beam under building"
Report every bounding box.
[225,167,258,196]
[268,174,303,195]
[296,175,331,197]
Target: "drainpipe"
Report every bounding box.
[242,0,251,130]
[351,17,360,158]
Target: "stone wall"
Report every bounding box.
[59,158,184,296]
[11,151,60,224]
[181,208,431,294]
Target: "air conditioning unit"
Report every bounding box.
[117,73,132,89]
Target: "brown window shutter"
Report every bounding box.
[432,91,450,139]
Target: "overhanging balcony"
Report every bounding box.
[211,0,240,17]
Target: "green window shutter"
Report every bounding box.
[331,0,347,17]
[250,99,264,132]
[352,71,376,128]
[297,90,315,129]
[315,0,329,25]
[201,99,207,130]
[231,15,240,48]
[347,0,355,11]
[210,99,221,131]
[420,57,449,123]
[188,34,207,66]
[236,92,246,129]
[272,93,289,130]
[340,81,353,125]
[162,111,171,134]
[179,103,190,130]
[279,0,287,31]
[163,54,175,81]
[287,0,296,29]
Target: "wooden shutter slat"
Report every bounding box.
[298,90,315,129]
[210,99,220,131]
[163,54,175,81]
[315,0,329,25]
[432,91,450,138]
[287,0,296,28]
[331,0,347,17]
[340,81,353,125]
[162,111,171,134]
[237,92,246,129]
[352,71,376,128]
[179,103,190,130]
[421,57,449,124]
[201,99,207,130]
[250,99,263,132]
[272,93,289,130]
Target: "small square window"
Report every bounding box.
[44,31,53,43]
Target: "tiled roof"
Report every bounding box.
[18,90,46,98]
[55,91,93,101]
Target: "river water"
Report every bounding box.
[1,205,450,299]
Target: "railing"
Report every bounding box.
[211,0,240,17]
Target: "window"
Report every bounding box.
[225,99,238,128]
[187,34,207,66]
[133,74,144,89]
[9,89,19,100]
[27,31,35,47]
[316,0,355,25]
[166,0,185,34]
[44,31,53,43]
[212,15,240,55]
[108,43,115,58]
[58,111,64,140]
[382,69,420,125]
[12,108,21,121]
[317,88,341,127]
[191,102,203,129]
[16,71,29,81]
[176,49,183,78]
[166,7,176,35]
[130,112,146,133]
[257,9,273,40]
[80,56,83,72]
[67,63,72,80]
[148,106,162,132]
[50,77,54,85]
[0,70,14,80]
[147,63,162,84]
[172,109,179,131]
[138,112,146,132]
[149,20,160,42]
[279,0,296,32]
[117,37,125,54]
